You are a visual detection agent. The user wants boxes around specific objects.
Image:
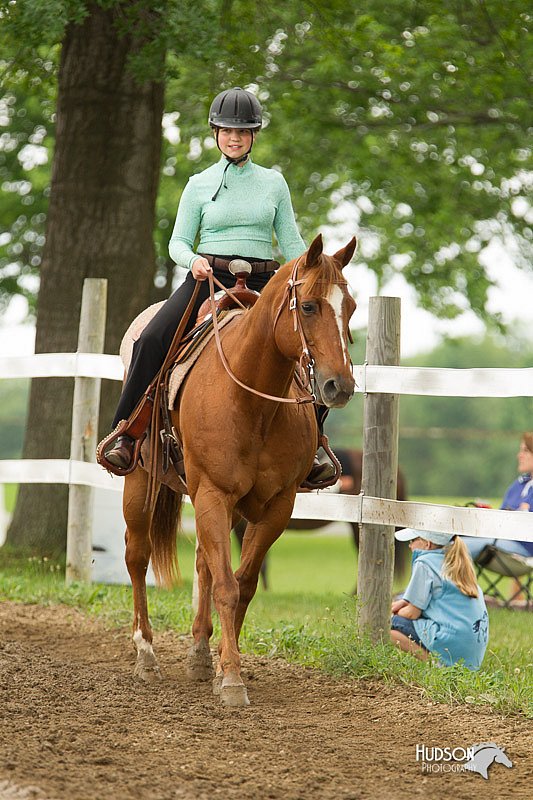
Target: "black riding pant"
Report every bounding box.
[112,267,273,428]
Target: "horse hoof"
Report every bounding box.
[187,664,214,681]
[212,674,223,696]
[134,662,162,683]
[186,641,214,681]
[220,683,250,707]
[134,650,162,683]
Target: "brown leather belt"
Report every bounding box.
[200,253,280,274]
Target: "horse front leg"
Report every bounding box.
[234,517,269,590]
[193,488,247,707]
[124,469,161,682]
[186,544,214,681]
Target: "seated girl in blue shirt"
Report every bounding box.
[465,432,533,561]
[390,529,488,670]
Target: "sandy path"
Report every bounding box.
[0,602,530,800]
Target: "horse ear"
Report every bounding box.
[304,234,323,268]
[333,236,357,267]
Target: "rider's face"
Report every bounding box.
[216,127,253,160]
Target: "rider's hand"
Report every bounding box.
[191,257,213,281]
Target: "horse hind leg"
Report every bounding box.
[186,544,214,682]
[124,469,161,683]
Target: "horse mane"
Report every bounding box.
[299,253,345,297]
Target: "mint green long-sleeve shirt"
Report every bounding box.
[169,157,306,269]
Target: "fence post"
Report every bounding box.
[66,278,107,584]
[358,296,401,640]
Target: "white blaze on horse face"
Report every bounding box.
[133,628,155,656]
[326,285,350,367]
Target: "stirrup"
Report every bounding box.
[96,421,146,477]
[300,434,342,490]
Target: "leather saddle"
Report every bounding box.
[196,270,260,326]
[96,267,259,478]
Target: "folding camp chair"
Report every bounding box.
[474,544,533,610]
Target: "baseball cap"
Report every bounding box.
[395,528,454,546]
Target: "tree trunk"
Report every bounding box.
[7,4,165,555]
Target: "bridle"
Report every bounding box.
[206,257,349,405]
[207,258,314,403]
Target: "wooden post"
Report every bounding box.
[358,296,401,639]
[66,278,107,584]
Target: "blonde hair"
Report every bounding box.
[442,537,479,597]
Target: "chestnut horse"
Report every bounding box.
[123,234,357,707]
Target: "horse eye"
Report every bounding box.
[301,302,317,315]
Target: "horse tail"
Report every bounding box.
[149,485,183,589]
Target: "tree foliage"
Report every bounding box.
[2,1,532,323]
[0,51,56,313]
[158,1,533,321]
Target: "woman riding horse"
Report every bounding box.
[123,233,357,706]
[102,87,335,485]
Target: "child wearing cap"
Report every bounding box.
[390,529,488,670]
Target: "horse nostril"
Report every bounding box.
[323,379,339,400]
[322,376,355,404]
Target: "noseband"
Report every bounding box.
[207,257,349,405]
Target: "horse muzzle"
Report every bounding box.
[315,372,355,408]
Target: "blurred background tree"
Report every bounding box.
[1,0,531,552]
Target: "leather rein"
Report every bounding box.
[206,258,345,405]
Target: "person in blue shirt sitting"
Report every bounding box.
[390,529,488,670]
[464,432,533,561]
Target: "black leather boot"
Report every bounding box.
[306,453,337,484]
[104,434,135,470]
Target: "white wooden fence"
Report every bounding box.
[1,350,533,542]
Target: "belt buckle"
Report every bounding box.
[228,259,252,275]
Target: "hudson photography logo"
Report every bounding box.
[416,742,513,779]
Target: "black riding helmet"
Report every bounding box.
[209,87,262,130]
[209,87,263,200]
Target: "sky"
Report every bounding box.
[1,238,532,360]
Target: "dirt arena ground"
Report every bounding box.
[0,602,530,800]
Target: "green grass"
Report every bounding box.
[411,495,500,508]
[2,484,18,513]
[0,534,531,718]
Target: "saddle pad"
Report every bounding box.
[119,304,244,409]
[120,301,165,373]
